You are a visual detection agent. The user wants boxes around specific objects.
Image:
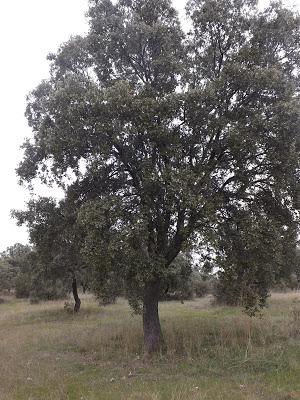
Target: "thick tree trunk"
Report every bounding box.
[72,277,81,313]
[143,281,164,354]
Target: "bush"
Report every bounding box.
[0,261,16,293]
[29,278,68,302]
[213,279,241,306]
[98,295,118,306]
[212,275,270,316]
[15,271,68,301]
[273,275,299,292]
[29,297,40,304]
[193,279,210,298]
[15,274,32,298]
[163,282,194,301]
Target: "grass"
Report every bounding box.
[0,293,300,399]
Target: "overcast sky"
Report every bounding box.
[0,0,299,252]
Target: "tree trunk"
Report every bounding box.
[143,281,164,354]
[72,277,81,313]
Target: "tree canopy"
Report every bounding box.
[17,0,300,352]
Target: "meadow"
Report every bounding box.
[0,292,300,400]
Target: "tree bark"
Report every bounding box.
[72,277,81,313]
[143,281,164,354]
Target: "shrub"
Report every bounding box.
[213,279,241,306]
[273,275,299,292]
[15,274,32,298]
[29,278,68,301]
[193,279,210,298]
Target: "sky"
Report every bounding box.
[0,0,299,252]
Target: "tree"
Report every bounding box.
[211,197,299,313]
[1,244,33,297]
[17,0,300,353]
[0,258,16,294]
[13,197,89,311]
[296,248,300,281]
[1,243,68,300]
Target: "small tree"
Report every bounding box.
[0,259,16,294]
[1,243,68,300]
[13,197,89,311]
[17,0,300,352]
[1,244,32,297]
[212,200,299,314]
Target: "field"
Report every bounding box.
[0,293,300,400]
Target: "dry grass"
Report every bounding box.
[0,292,300,399]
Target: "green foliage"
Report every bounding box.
[161,253,194,301]
[14,274,32,299]
[273,274,300,292]
[13,197,90,303]
[193,276,210,298]
[29,278,68,302]
[1,243,69,301]
[0,259,16,293]
[90,268,124,305]
[16,0,300,323]
[211,203,299,314]
[14,257,68,301]
[1,244,32,297]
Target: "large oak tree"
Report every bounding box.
[17,0,300,353]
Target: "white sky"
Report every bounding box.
[0,0,299,252]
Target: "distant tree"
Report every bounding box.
[1,244,33,297]
[17,0,300,352]
[13,197,89,311]
[296,248,300,281]
[1,243,68,300]
[212,202,299,313]
[0,258,16,294]
[192,269,212,298]
[161,253,194,301]
[2,243,32,268]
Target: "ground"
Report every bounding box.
[0,293,300,400]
